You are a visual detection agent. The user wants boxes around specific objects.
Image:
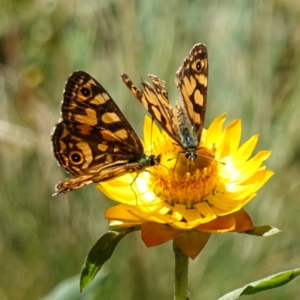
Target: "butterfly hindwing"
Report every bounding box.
[121,74,181,145]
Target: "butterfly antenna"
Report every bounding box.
[195,146,226,165]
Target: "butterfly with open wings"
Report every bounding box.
[52,71,160,195]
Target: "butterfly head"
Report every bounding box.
[184,150,197,161]
[149,154,161,166]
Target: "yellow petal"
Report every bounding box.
[232,135,258,162]
[172,204,186,221]
[205,113,226,146]
[194,202,217,220]
[128,205,172,224]
[183,208,202,223]
[242,169,274,192]
[143,115,161,151]
[105,204,141,222]
[97,183,136,205]
[222,120,241,156]
[109,220,142,227]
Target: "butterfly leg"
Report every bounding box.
[128,173,140,206]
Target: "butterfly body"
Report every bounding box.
[175,106,198,160]
[52,71,160,195]
[121,43,208,164]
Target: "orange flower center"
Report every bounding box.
[149,146,219,209]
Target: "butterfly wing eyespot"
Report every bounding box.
[196,60,202,72]
[52,71,160,195]
[69,151,84,164]
[80,87,91,97]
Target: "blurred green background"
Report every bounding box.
[1,0,300,299]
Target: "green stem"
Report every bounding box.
[173,241,189,300]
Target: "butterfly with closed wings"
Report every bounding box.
[52,71,160,195]
[121,43,208,164]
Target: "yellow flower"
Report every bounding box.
[98,114,273,259]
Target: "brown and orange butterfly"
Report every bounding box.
[52,71,160,195]
[121,43,208,162]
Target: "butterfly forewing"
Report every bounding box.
[175,44,208,142]
[52,71,159,195]
[62,71,143,150]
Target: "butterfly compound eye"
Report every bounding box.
[69,151,84,164]
[80,87,91,97]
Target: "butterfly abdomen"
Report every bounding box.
[176,106,198,161]
[128,153,161,168]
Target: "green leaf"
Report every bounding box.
[218,268,300,300]
[245,225,281,237]
[80,227,139,291]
